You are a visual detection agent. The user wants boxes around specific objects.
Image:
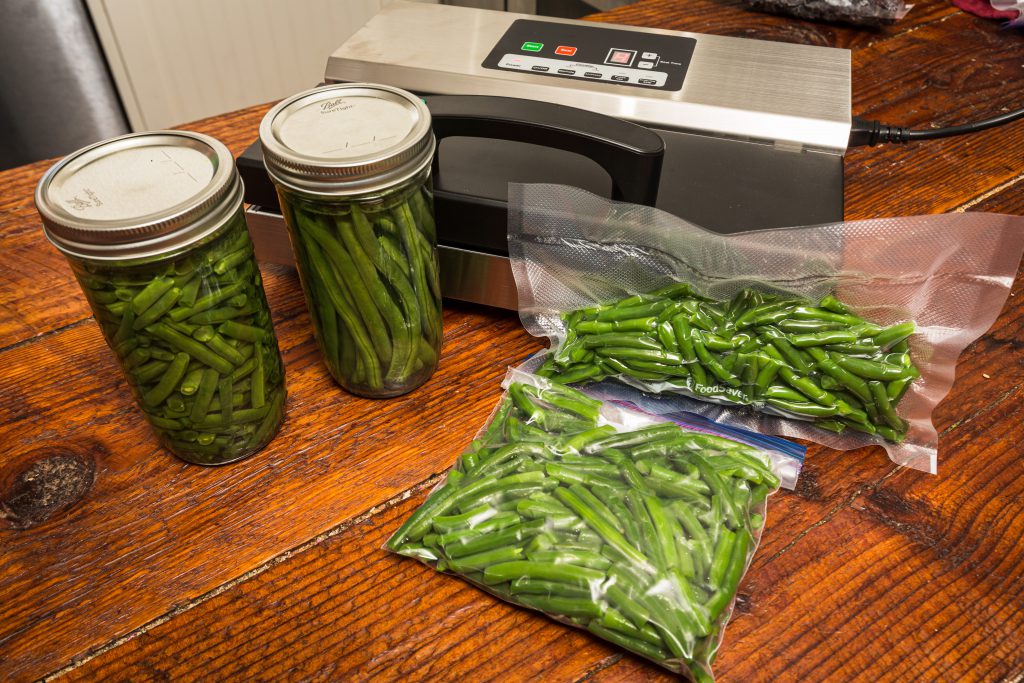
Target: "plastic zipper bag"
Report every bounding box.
[741,0,913,26]
[387,368,803,681]
[508,183,1024,473]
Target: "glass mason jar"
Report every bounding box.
[35,131,286,465]
[259,84,442,398]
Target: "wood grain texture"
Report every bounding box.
[0,288,541,679]
[1,1,1022,681]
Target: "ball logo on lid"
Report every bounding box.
[66,188,104,212]
[320,98,355,114]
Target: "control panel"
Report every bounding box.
[482,19,696,91]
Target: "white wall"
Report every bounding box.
[87,0,437,131]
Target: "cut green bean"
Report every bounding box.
[66,210,285,464]
[389,378,780,680]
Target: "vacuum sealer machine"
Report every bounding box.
[237,1,851,309]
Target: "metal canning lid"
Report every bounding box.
[259,83,435,196]
[35,130,243,261]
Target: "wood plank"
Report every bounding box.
[844,12,1024,218]
[0,287,541,680]
[60,376,1024,682]
[59,495,628,682]
[591,0,957,49]
[959,175,1024,215]
[0,202,93,347]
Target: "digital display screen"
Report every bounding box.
[607,49,634,65]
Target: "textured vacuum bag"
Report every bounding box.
[507,183,1024,473]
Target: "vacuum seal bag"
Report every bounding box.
[508,184,1024,473]
[741,0,913,26]
[387,368,802,682]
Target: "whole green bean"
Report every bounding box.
[537,286,918,442]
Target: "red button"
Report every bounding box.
[555,45,577,56]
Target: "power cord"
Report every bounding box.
[849,106,1024,146]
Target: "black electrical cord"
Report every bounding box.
[849,106,1024,146]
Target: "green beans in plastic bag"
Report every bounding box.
[508,184,1024,474]
[387,369,802,681]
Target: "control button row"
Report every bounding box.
[497,54,667,87]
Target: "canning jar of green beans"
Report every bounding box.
[35,131,286,465]
[259,83,442,398]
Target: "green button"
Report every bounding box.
[521,42,543,52]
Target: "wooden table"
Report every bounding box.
[2,1,1023,680]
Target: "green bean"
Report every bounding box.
[303,238,382,389]
[124,346,151,370]
[482,561,605,586]
[142,352,190,406]
[526,549,612,571]
[179,276,201,307]
[525,384,600,422]
[206,334,245,366]
[555,487,650,569]
[179,368,204,396]
[589,623,671,662]
[187,305,255,325]
[766,398,840,418]
[544,463,620,492]
[873,321,915,349]
[508,577,592,598]
[869,380,905,431]
[887,376,914,402]
[250,342,266,410]
[169,281,245,321]
[583,423,681,453]
[789,330,859,347]
[130,276,175,316]
[705,530,751,621]
[300,213,392,362]
[777,319,845,333]
[134,359,169,384]
[805,347,872,403]
[189,368,219,422]
[447,546,523,572]
[218,320,269,344]
[338,214,411,380]
[132,286,181,329]
[217,375,234,424]
[145,322,234,374]
[832,354,918,381]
